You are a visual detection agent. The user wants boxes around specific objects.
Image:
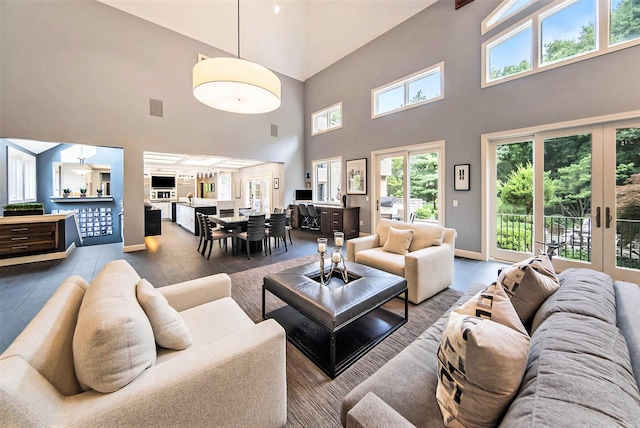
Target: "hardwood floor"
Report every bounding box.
[0,219,505,352]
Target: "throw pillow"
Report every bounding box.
[137,279,193,350]
[436,283,530,428]
[497,254,560,325]
[73,260,156,393]
[382,226,414,255]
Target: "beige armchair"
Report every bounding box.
[348,219,455,304]
[0,260,287,427]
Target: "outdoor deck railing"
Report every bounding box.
[496,214,640,269]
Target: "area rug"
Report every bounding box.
[229,256,463,428]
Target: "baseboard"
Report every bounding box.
[123,243,146,253]
[454,249,485,260]
[0,243,76,267]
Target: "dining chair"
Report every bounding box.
[284,208,293,245]
[235,214,268,260]
[202,216,233,259]
[265,213,287,255]
[409,212,416,223]
[218,208,235,217]
[307,204,321,231]
[297,204,311,229]
[196,212,206,252]
[381,213,393,220]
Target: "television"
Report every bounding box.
[295,189,312,201]
[151,175,176,189]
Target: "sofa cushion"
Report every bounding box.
[136,279,192,350]
[497,254,559,326]
[382,227,414,255]
[531,268,615,334]
[73,260,156,393]
[500,312,640,427]
[354,247,405,277]
[436,283,530,428]
[614,280,640,389]
[376,219,444,252]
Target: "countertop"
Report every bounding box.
[0,212,73,225]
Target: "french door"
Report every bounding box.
[245,176,271,213]
[373,142,444,228]
[489,120,639,282]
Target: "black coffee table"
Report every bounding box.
[262,261,408,378]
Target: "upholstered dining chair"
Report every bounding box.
[236,214,268,260]
[202,215,233,259]
[266,213,287,255]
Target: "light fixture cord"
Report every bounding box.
[237,0,240,59]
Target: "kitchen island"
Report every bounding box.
[175,203,217,235]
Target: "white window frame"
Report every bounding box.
[311,102,342,136]
[7,146,37,204]
[484,21,534,83]
[371,62,444,119]
[482,0,538,35]
[482,0,640,88]
[312,156,342,205]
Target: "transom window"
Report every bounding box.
[482,0,538,35]
[7,146,37,203]
[482,0,640,87]
[311,102,342,136]
[371,62,444,119]
[312,157,342,204]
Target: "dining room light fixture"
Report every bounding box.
[192,0,281,114]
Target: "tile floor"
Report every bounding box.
[0,220,505,352]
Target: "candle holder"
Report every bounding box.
[327,246,349,284]
[317,238,328,285]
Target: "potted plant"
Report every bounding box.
[96,188,103,197]
[3,203,45,216]
[80,188,87,198]
[63,188,72,198]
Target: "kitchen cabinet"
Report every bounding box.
[0,219,58,257]
[150,202,171,220]
[176,204,217,235]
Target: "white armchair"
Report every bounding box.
[348,219,455,304]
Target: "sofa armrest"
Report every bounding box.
[347,235,380,261]
[404,243,454,303]
[346,392,416,428]
[158,273,232,312]
[65,319,286,427]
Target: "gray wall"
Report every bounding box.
[0,0,305,248]
[304,0,640,253]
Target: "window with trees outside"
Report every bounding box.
[372,62,444,118]
[312,157,342,204]
[483,0,640,87]
[311,102,342,136]
[8,147,37,204]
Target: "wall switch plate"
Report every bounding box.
[360,220,363,225]
[365,196,369,201]
[453,200,458,207]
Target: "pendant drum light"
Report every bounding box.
[193,0,281,114]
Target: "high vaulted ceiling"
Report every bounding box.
[97,0,438,82]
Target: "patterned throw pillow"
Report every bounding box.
[497,254,559,325]
[436,283,530,428]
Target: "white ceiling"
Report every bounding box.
[97,0,438,81]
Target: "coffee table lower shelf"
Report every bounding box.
[265,305,406,379]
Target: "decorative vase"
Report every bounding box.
[342,194,347,207]
[80,193,86,198]
[63,193,69,198]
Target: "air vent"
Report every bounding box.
[150,99,163,117]
[271,124,278,137]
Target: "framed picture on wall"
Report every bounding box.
[274,177,279,189]
[346,158,367,194]
[454,164,470,191]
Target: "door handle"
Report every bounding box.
[376,200,379,211]
[606,207,612,229]
[595,207,601,228]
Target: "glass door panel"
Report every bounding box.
[542,133,594,265]
[491,140,534,261]
[378,154,406,221]
[409,152,439,222]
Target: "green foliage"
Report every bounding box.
[490,60,531,80]
[3,203,44,210]
[543,23,595,64]
[79,188,87,194]
[548,155,592,218]
[496,215,533,252]
[496,141,532,183]
[610,0,640,44]
[409,90,427,104]
[416,205,438,220]
[63,188,72,194]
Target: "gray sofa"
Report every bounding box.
[342,268,640,427]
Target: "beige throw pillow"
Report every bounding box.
[73,260,156,393]
[382,226,414,255]
[137,279,193,350]
[497,254,559,325]
[436,283,530,428]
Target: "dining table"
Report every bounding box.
[208,213,289,256]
